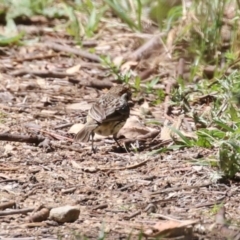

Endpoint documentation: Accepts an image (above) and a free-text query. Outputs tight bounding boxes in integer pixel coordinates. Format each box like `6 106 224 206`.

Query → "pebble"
49 205 80 223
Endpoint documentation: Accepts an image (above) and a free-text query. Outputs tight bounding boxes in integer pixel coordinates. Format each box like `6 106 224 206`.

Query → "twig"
150 182 212 195
54 123 73 130
0 103 30 113
139 68 158 80
45 42 101 62
164 79 177 117
61 187 76 194
127 34 163 61
0 166 19 171
0 201 16 210
92 204 108 211
195 197 225 208
0 133 44 145
0 208 34 216
14 53 58 63
123 210 141 220
0 179 19 183
152 213 182 221
149 139 172 150
11 69 74 78
68 78 113 89
31 128 73 142
0 238 36 240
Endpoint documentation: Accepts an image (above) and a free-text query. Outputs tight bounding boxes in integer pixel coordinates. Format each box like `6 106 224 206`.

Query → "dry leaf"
113 56 124 66
140 101 151 116
36 78 46 88
121 61 138 72
160 116 183 141
71 160 82 169
40 110 57 116
118 116 158 140
151 219 196 238
0 92 15 103
68 123 84 134
66 64 81 74
160 117 197 141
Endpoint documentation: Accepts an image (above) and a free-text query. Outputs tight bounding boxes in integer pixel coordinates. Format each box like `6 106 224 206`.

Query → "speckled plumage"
75 85 131 151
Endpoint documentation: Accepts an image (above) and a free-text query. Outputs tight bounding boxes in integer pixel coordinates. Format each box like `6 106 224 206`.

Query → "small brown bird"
75 85 131 152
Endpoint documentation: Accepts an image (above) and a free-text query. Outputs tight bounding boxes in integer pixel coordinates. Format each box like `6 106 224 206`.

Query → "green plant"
100 56 132 84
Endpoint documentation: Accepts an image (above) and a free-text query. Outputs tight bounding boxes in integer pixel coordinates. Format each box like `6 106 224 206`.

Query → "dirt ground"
0 14 240 240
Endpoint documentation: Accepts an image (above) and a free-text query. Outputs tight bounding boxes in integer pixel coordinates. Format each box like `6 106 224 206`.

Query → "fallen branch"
150 182 212 195
45 42 101 62
123 210 141 220
0 178 19 183
14 53 58 63
68 78 113 89
0 208 34 216
0 201 16 210
11 69 74 78
0 133 44 145
126 34 164 61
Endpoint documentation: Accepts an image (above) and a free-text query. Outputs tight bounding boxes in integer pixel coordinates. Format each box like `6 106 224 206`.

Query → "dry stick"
14 53 58 63
0 208 34 216
11 69 74 78
0 237 55 240
127 34 164 61
195 197 225 208
0 103 30 113
0 167 19 171
177 58 185 79
45 42 101 62
61 187 76 194
149 139 172 151
54 123 73 130
150 182 212 196
0 238 36 240
31 128 73 142
0 179 19 183
152 213 182 222
0 201 16 210
139 68 157 80
0 133 44 145
92 204 108 211
68 78 113 89
22 222 47 228
123 210 141 220
164 80 177 119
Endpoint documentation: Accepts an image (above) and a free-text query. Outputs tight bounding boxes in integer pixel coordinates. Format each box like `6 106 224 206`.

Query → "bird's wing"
89 93 129 123
88 103 106 123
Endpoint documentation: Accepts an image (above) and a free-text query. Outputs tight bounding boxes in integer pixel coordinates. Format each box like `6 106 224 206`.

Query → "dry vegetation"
0 0 240 239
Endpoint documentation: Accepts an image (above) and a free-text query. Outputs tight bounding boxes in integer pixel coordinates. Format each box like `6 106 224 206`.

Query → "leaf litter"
0 1 240 240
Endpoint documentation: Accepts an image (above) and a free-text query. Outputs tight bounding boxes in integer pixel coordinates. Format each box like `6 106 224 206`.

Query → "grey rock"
49 205 80 223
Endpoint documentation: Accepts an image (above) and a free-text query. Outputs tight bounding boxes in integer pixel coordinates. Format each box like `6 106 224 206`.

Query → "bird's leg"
91 132 96 153
113 135 123 149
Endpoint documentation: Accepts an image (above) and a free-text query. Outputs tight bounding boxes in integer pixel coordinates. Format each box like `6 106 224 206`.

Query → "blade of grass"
103 0 139 30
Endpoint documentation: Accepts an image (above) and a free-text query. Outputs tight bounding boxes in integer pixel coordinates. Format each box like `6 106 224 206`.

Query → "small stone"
49 205 80 223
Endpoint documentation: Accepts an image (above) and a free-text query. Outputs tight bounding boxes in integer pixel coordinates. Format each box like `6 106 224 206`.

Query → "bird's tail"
75 124 93 142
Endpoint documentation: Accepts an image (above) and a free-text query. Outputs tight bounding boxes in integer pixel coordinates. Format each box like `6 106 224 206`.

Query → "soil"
0 15 240 240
